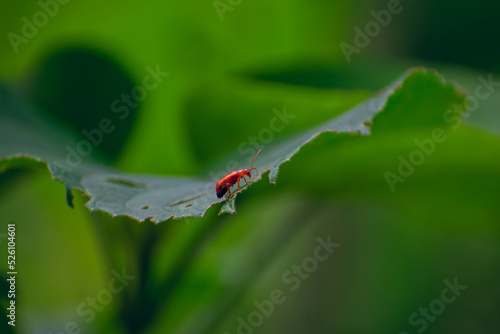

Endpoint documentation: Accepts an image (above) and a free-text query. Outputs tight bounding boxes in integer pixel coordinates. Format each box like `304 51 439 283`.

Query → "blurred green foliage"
0 0 499 333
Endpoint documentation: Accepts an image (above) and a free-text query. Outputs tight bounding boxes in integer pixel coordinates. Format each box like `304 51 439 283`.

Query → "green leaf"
0 68 465 222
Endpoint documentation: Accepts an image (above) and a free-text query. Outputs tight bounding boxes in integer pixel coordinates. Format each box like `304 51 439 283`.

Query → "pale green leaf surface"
0 68 463 222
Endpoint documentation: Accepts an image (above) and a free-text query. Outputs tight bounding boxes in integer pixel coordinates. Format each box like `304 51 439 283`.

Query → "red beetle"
216 150 261 199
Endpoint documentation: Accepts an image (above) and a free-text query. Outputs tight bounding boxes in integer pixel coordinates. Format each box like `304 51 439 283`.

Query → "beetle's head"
247 168 257 179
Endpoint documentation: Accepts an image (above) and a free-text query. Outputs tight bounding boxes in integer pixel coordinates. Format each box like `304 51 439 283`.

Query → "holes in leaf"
165 191 209 208
141 206 150 210
107 178 148 188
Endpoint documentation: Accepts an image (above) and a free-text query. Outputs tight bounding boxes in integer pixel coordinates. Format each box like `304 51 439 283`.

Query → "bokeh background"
1 0 499 333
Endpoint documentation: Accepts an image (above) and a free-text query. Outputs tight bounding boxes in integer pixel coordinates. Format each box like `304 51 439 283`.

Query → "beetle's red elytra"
216 150 261 199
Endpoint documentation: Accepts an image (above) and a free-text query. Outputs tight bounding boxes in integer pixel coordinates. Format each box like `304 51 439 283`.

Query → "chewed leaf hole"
141 206 150 210
107 178 148 188
165 191 209 208
184 203 193 208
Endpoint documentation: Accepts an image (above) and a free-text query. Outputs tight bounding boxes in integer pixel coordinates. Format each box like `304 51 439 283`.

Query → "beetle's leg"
237 178 242 191
242 176 251 186
225 183 232 199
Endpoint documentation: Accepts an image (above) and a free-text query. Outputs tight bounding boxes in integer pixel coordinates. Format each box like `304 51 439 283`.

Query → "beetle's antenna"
250 150 261 169
249 149 261 177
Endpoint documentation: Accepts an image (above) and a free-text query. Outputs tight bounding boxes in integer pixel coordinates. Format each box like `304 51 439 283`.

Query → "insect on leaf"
0 68 465 222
